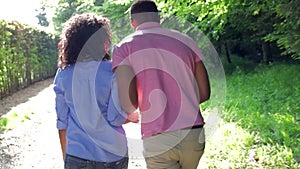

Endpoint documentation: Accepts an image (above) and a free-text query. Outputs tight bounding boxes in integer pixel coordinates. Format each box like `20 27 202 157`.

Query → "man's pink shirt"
113 22 205 138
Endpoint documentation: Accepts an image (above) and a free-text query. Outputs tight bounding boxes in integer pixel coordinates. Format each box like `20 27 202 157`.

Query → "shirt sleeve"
53 69 69 130
188 36 203 62
107 75 128 126
112 44 131 72
194 46 203 62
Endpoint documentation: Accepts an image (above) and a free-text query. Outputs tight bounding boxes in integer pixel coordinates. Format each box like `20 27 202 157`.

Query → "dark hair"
130 0 158 14
57 13 112 68
130 1 160 25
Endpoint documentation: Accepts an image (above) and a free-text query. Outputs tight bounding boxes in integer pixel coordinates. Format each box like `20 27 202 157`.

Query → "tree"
156 0 300 62
36 5 50 27
51 0 300 60
95 0 133 43
52 0 105 33
265 0 300 59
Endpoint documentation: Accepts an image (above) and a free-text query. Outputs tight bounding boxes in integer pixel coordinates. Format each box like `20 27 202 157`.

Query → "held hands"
125 110 140 123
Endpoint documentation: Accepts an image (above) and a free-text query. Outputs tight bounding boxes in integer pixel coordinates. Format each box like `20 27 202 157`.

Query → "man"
113 1 210 168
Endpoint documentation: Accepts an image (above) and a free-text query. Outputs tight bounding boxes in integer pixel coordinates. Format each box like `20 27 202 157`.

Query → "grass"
0 107 35 130
200 56 300 168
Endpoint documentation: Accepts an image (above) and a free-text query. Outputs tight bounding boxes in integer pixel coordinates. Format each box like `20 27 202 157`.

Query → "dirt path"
0 78 146 169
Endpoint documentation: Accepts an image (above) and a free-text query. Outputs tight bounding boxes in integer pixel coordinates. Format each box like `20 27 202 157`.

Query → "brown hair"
57 13 112 68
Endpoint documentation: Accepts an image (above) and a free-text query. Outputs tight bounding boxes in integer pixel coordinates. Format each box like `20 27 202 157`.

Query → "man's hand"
125 111 140 123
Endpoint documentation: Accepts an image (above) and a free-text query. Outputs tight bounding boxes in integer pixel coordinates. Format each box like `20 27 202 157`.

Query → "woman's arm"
53 70 69 160
58 129 67 160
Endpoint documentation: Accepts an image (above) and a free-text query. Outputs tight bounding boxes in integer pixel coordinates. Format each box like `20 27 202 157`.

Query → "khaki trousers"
143 127 205 169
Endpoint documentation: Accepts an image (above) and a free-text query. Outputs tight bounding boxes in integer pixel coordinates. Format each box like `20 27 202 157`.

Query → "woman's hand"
125 111 140 123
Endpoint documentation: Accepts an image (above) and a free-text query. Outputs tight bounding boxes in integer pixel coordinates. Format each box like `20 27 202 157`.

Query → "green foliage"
36 4 50 27
264 0 300 59
155 0 299 61
200 61 299 168
52 0 104 33
96 0 133 44
0 20 57 98
202 125 298 168
223 61 300 164
52 0 133 46
50 0 300 60
23 114 31 120
0 117 8 130
157 0 228 40
0 110 34 130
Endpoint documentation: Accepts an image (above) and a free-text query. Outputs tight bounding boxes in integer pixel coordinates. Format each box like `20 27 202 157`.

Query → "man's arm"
58 129 67 160
115 65 138 113
194 61 210 103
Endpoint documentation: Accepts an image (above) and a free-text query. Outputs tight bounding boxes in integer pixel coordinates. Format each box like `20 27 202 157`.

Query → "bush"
0 20 58 99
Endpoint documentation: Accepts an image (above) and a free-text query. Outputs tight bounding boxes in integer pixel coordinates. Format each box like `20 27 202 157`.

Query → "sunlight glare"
0 0 42 26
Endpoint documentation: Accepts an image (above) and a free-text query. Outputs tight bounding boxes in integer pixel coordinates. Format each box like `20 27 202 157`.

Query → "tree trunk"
262 42 268 63
225 41 232 63
220 38 232 64
26 64 32 86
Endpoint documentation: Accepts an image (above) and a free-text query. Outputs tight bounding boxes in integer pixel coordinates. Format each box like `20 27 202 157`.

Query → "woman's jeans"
64 154 128 169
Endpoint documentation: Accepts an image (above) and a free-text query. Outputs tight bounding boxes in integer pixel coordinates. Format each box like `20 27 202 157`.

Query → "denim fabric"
64 154 128 169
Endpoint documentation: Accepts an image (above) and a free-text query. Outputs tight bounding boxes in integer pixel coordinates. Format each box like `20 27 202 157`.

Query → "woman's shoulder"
56 65 74 74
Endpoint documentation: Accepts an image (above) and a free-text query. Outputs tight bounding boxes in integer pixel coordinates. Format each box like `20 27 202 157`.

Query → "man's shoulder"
140 27 195 42
168 28 195 42
115 31 144 47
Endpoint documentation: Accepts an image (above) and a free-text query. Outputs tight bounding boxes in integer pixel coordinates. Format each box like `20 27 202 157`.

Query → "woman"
53 13 138 169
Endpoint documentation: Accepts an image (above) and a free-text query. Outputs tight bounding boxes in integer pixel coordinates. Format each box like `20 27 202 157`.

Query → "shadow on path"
0 78 54 117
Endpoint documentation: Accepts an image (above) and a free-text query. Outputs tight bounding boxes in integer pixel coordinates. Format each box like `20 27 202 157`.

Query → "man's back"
113 22 204 138
113 1 210 168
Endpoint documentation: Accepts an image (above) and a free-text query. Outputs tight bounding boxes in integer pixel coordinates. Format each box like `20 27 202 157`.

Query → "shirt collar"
136 22 161 31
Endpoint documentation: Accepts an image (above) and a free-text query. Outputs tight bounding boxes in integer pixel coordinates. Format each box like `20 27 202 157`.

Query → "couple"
53 1 210 169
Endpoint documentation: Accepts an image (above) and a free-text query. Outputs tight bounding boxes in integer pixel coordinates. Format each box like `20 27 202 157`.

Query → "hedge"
0 20 58 99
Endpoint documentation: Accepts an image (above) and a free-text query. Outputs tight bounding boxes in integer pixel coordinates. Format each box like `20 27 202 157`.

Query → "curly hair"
57 13 112 68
